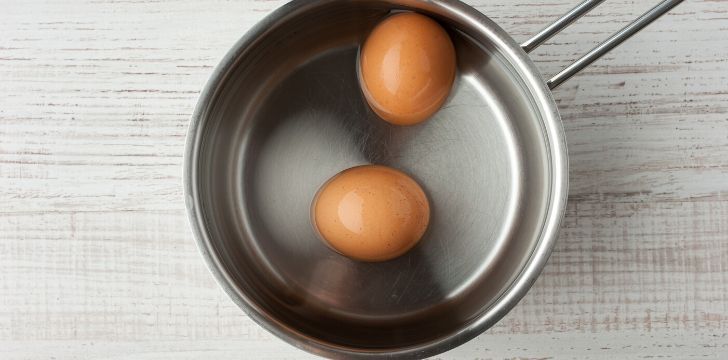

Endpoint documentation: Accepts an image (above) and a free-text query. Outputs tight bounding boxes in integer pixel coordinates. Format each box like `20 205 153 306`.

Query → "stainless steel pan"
184 0 683 357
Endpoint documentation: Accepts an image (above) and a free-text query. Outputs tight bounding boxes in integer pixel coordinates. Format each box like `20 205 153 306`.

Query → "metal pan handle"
521 0 684 89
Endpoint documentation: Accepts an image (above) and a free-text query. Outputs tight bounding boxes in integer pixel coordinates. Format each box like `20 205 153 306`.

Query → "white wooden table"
2 0 727 358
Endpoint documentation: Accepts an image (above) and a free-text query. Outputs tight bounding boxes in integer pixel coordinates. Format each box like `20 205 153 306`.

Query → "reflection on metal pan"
184 0 683 357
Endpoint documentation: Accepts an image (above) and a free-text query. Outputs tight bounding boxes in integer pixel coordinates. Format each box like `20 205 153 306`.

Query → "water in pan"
196 6 551 346
243 44 521 318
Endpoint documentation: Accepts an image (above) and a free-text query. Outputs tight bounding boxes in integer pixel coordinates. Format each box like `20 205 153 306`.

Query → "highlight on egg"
311 165 430 262
359 12 457 126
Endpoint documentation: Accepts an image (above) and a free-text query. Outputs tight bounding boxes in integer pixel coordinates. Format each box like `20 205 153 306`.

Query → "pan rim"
183 0 569 358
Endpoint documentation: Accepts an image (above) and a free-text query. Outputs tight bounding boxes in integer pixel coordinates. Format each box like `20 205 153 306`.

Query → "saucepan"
184 0 683 357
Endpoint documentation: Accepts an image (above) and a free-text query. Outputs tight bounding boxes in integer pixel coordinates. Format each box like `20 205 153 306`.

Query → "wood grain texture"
1 0 727 358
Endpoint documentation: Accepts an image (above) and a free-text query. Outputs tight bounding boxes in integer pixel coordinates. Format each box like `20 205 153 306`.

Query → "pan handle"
520 0 685 89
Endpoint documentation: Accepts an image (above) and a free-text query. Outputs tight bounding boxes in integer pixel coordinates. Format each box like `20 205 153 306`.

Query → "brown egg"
312 165 430 262
359 12 456 126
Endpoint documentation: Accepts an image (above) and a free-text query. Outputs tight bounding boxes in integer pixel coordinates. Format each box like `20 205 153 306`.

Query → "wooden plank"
1 0 726 358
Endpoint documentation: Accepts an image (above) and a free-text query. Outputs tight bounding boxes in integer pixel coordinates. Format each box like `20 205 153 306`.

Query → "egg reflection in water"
311 165 430 262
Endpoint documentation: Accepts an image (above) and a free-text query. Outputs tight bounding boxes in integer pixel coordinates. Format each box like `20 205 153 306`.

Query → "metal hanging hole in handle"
521 0 686 90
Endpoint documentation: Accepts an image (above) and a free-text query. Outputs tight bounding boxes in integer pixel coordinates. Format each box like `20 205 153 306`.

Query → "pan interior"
194 1 552 350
